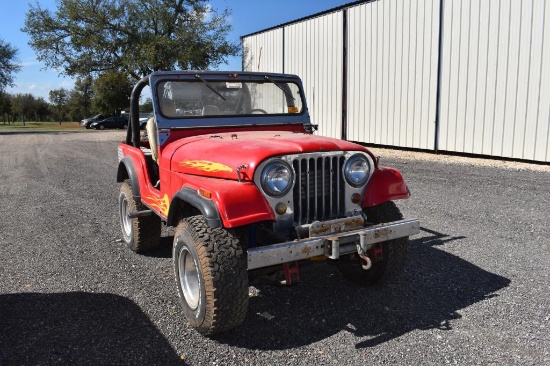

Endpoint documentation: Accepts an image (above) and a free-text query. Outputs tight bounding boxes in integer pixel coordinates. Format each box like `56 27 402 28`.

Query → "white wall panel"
347 0 439 150
440 0 550 161
284 13 344 139
242 0 550 162
242 29 283 73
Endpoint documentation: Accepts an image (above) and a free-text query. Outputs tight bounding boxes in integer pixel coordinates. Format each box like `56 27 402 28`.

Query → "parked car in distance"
81 114 107 128
90 116 128 130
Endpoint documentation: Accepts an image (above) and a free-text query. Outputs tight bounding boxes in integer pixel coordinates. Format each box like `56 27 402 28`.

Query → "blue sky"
1 0 351 100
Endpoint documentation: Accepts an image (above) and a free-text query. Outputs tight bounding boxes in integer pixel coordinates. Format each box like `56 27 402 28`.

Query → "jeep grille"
292 155 346 225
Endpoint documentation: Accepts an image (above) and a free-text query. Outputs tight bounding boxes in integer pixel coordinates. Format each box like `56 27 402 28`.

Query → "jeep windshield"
157 79 303 118
147 72 310 129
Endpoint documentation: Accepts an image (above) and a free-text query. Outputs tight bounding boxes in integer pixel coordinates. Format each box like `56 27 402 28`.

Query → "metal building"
242 0 550 163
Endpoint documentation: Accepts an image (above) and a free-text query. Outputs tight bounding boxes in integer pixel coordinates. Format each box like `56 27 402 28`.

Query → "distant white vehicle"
139 112 153 129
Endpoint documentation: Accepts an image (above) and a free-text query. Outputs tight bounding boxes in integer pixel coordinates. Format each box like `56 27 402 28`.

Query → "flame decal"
180 160 233 173
144 194 170 216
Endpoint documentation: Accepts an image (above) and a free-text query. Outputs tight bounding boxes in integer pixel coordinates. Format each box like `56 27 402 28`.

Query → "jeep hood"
168 131 368 180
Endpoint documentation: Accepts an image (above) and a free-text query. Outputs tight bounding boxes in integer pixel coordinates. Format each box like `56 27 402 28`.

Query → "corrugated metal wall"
284 13 344 139
242 0 550 163
347 0 440 149
440 0 550 162
242 28 284 73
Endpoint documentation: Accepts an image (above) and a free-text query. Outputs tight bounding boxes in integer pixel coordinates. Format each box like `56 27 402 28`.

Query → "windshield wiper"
195 74 226 101
264 76 295 100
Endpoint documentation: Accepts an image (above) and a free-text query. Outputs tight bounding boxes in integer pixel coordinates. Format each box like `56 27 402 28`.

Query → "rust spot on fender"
309 217 365 237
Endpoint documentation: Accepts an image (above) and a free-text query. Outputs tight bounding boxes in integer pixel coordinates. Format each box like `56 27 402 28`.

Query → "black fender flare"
116 156 140 201
167 187 222 228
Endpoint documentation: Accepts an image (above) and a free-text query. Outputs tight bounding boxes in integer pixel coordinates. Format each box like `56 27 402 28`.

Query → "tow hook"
357 244 372 271
357 233 373 270
359 253 372 270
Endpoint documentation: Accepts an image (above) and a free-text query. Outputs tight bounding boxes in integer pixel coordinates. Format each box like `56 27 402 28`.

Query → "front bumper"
247 219 420 270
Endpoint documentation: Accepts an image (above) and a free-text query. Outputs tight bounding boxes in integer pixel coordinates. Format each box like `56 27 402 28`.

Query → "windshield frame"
149 71 310 129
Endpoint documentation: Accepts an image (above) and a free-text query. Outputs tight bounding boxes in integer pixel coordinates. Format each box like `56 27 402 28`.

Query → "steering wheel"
246 108 268 114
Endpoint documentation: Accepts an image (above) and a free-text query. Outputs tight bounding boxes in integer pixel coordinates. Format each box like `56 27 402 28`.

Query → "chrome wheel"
119 181 161 252
120 196 132 238
172 216 249 334
178 245 200 310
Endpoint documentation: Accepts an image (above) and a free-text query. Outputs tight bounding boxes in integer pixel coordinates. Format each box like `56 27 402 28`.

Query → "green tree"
33 97 50 122
0 39 21 92
140 97 153 112
23 0 239 80
49 88 69 123
65 89 84 122
65 77 94 121
76 76 94 118
92 70 133 115
11 93 37 125
0 92 13 124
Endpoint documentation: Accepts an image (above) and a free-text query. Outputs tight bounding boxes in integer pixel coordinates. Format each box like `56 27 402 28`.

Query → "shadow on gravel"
0 292 183 366
142 236 174 259
215 227 511 350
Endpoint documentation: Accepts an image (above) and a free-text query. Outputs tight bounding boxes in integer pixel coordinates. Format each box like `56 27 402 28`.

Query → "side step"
127 210 153 218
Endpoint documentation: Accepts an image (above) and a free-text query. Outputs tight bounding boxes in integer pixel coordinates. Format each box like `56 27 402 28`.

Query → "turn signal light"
198 188 212 199
351 193 361 204
275 202 287 215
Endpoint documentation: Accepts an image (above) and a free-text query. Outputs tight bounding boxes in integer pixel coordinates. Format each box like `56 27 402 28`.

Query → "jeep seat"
146 117 158 162
147 97 178 162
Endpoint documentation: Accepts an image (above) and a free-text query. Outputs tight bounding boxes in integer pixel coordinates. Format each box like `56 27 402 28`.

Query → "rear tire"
173 216 248 335
119 180 161 253
337 201 408 286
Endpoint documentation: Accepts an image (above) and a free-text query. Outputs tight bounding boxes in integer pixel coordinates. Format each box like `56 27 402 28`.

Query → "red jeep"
117 71 419 335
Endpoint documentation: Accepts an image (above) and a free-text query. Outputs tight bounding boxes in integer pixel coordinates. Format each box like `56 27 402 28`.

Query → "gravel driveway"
0 130 548 365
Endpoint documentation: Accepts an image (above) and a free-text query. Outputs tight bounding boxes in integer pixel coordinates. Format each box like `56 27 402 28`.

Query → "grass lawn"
0 121 84 132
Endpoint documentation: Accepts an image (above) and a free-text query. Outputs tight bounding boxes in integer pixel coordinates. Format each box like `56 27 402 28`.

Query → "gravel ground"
0 130 548 365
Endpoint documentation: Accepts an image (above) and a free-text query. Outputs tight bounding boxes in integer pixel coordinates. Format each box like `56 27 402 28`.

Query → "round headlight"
261 161 293 197
344 154 371 187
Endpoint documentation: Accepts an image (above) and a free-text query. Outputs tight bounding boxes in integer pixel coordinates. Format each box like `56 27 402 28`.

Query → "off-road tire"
337 201 408 286
173 216 248 335
118 180 161 253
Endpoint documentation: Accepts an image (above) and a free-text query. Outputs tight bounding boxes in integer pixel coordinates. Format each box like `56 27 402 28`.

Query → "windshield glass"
156 79 304 118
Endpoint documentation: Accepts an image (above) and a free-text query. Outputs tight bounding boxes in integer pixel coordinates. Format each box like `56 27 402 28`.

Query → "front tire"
173 216 248 335
119 181 161 253
337 201 408 286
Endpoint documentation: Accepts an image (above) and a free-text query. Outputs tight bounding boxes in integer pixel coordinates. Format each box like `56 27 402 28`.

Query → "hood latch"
236 165 247 183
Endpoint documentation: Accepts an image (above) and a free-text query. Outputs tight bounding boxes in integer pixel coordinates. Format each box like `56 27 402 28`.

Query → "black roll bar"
127 75 150 148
